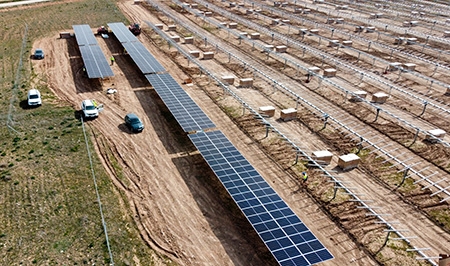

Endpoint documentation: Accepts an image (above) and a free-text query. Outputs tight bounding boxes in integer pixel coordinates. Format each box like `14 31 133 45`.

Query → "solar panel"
107 22 138 43
79 45 114 78
146 73 216 132
189 130 333 266
123 42 165 74
73 24 98 46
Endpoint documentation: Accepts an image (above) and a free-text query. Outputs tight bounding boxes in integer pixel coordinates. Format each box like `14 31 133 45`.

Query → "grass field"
0 1 166 265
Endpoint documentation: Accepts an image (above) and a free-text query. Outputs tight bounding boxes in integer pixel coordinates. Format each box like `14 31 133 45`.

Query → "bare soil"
31 0 450 265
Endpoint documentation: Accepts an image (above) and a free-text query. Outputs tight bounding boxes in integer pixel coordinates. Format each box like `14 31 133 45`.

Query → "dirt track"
32 0 450 265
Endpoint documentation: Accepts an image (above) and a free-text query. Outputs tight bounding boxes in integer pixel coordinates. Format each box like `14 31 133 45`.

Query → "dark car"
124 113 144 133
34 49 44 59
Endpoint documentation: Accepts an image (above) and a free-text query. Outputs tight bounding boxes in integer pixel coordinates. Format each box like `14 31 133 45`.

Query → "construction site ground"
31 0 450 265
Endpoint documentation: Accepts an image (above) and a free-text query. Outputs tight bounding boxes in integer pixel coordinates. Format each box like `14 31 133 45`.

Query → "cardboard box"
351 91 367 102
312 150 333 165
189 50 200 58
155 24 164 30
403 63 416 71
170 35 180 42
222 76 235 85
426 129 446 143
366 26 376 33
328 40 339 47
167 25 177 31
309 29 319 35
323 68 337 77
275 45 287 53
228 22 238 29
388 62 402 71
406 38 417 45
239 78 253 87
342 40 353 47
184 36 194 44
280 108 297 121
372 92 389 103
308 66 321 74
202 52 214 60
259 106 275 117
338 154 360 170
250 33 260 40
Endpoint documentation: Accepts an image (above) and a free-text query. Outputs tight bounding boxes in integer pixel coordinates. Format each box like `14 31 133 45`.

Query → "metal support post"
431 64 438 76
411 128 420 145
302 48 306 57
357 137 364 154
381 231 391 250
419 101 428 116
204 37 207 47
265 125 270 138
322 114 329 129
296 96 300 109
357 52 361 63
367 41 372 51
373 108 381 122
228 53 231 63
321 55 325 68
377 32 380 41
318 37 321 47
372 58 376 67
331 186 338 201
398 167 410 187
331 28 335 38
271 33 274 42
389 49 394 59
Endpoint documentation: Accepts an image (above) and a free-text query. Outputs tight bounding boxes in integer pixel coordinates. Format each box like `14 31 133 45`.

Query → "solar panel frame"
189 130 333 266
107 22 138 43
79 45 114 78
73 24 98 46
146 73 216 132
122 42 166 74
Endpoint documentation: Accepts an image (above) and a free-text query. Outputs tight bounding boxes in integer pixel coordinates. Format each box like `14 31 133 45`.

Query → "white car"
81 99 99 118
27 89 42 106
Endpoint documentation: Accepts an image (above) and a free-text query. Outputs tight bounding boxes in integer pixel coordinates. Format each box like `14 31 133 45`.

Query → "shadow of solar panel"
189 130 333 266
107 22 138 43
73 24 98 46
79 44 114 78
146 74 215 132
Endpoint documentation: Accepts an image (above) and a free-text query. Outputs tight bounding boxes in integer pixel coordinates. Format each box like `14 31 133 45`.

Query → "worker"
110 56 115 65
302 172 308 182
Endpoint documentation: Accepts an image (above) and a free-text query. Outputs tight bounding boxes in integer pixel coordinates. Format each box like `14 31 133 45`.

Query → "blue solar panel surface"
72 24 114 78
122 42 165 74
73 24 98 46
79 45 114 78
107 22 138 43
189 130 333 266
146 73 216 132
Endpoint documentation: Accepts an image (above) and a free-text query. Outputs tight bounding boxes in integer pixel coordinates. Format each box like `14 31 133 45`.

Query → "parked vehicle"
33 49 44 59
81 99 100 119
124 113 144 133
27 89 42 106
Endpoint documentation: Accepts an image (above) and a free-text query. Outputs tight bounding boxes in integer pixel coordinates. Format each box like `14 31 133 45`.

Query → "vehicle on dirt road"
124 113 144 133
27 89 42 107
33 48 44 59
81 99 101 119
129 23 141 36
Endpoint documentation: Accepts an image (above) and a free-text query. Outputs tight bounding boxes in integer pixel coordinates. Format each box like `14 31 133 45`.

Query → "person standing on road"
302 172 308 183
110 55 115 65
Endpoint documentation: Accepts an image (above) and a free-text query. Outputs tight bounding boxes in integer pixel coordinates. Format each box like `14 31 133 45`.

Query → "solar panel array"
189 130 333 266
107 22 138 43
73 24 114 78
107 22 165 74
145 73 216 132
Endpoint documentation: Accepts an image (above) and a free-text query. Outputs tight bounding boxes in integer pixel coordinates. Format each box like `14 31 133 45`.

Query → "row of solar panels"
108 22 165 74
73 24 114 79
108 21 333 265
